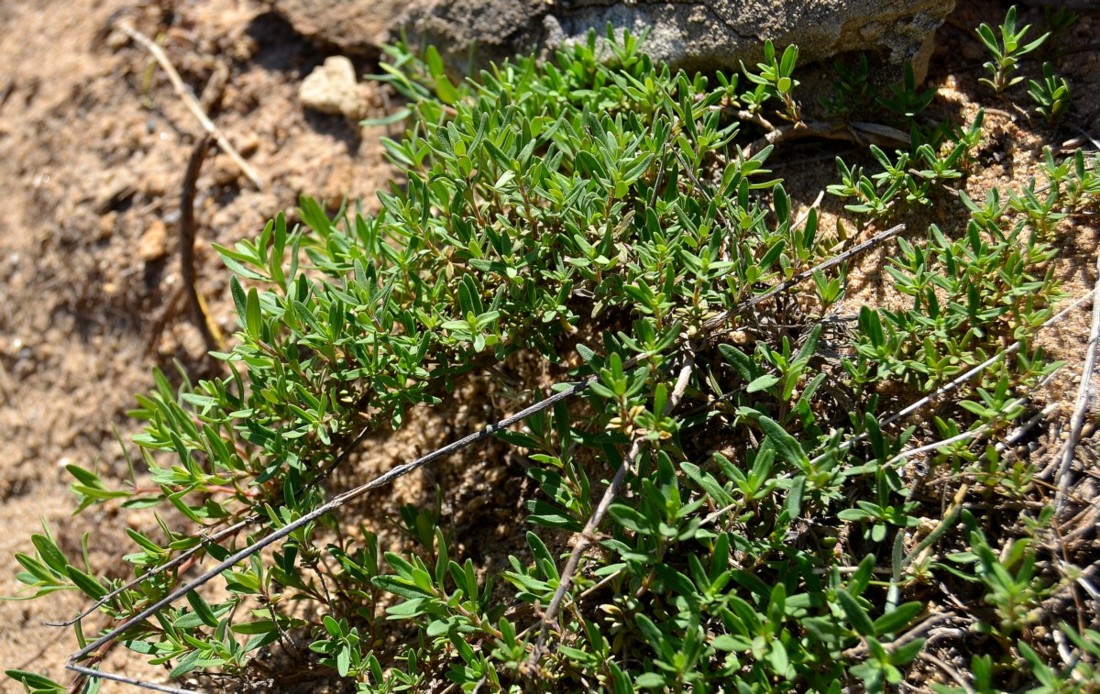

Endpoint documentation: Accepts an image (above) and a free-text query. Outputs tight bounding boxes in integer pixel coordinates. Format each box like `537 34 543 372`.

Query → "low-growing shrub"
8 10 1100 693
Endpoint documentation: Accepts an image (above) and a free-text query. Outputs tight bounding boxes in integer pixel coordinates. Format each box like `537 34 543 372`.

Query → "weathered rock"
299 56 367 119
399 0 955 81
272 0 955 83
268 0 406 56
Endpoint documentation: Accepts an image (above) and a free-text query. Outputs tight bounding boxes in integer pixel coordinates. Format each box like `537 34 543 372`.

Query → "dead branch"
1055 251 1100 513
528 355 695 666
45 516 255 628
180 135 226 352
741 119 912 158
703 223 906 334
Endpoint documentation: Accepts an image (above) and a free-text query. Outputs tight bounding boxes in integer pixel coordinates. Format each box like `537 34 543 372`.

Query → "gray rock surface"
267 0 406 56
272 0 956 82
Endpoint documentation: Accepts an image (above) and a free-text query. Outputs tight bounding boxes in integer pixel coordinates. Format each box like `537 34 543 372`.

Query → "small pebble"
138 220 168 262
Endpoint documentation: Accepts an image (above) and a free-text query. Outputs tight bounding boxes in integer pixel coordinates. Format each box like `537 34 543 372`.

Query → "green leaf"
65 566 107 600
757 415 809 468
337 646 351 677
371 576 431 600
231 620 277 635
5 670 67 693
784 475 805 519
873 601 924 637
768 639 790 676
892 637 926 665
719 344 756 382
245 287 262 340
634 613 665 652
31 532 68 576
186 590 219 628
747 374 780 393
837 589 875 637
609 504 649 534
361 107 412 128
635 672 666 688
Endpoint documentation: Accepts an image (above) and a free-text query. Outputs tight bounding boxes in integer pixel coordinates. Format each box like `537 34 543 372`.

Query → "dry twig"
842 610 958 660
180 135 226 352
704 223 906 333
115 20 263 190
1055 251 1100 513
739 118 911 158
45 517 255 628
527 355 696 665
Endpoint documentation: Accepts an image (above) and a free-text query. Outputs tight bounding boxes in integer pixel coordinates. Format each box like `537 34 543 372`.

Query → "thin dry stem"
881 294 1091 429
740 119 911 157
67 664 196 694
842 610 957 660
180 135 227 352
115 20 263 190
45 516 256 628
704 223 906 333
527 356 695 665
1055 251 1100 512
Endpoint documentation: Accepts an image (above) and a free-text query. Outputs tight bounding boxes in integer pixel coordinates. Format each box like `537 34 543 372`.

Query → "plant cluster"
7 7 1100 694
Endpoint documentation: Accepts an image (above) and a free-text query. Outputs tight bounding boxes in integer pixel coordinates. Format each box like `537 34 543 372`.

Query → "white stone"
299 56 365 120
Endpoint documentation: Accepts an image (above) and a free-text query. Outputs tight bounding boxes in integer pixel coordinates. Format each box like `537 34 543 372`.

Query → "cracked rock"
273 0 955 85
268 0 406 56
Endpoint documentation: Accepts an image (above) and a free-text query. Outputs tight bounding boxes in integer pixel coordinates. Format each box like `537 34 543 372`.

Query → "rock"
268 0 407 56
397 0 955 82
399 0 545 72
270 0 954 85
299 56 366 119
137 220 168 262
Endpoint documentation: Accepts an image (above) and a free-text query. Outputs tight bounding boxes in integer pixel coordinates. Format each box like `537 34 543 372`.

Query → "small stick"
528 440 639 662
803 298 1084 473
791 189 826 232
740 120 911 158
67 664 197 694
528 355 695 665
1055 252 1100 513
180 135 226 352
901 484 970 570
115 20 263 190
45 516 256 627
144 284 187 356
842 610 956 660
0 358 11 405
918 652 975 694
0 77 13 111
703 223 906 333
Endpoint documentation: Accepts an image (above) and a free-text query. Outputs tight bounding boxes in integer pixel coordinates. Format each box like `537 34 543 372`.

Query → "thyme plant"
8 16 1100 694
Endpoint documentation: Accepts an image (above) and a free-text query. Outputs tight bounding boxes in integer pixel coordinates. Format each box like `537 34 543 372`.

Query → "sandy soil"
0 0 1097 690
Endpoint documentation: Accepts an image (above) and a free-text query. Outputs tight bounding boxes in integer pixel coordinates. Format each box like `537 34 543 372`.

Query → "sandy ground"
0 0 397 684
